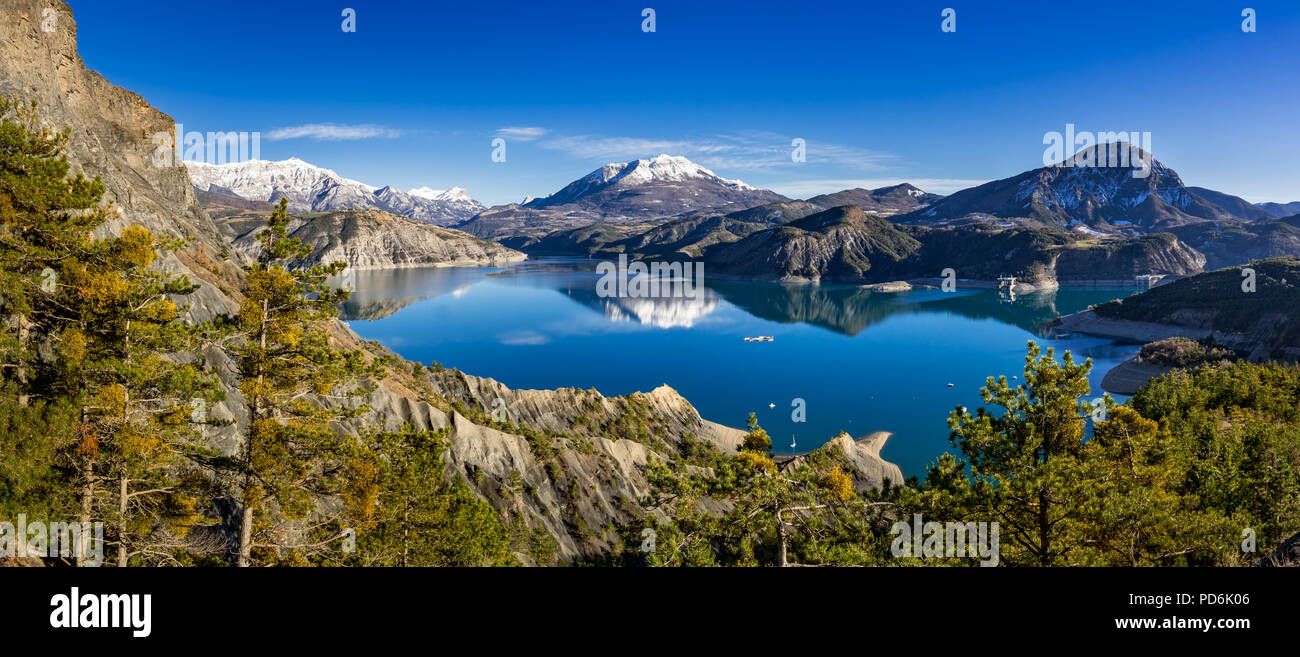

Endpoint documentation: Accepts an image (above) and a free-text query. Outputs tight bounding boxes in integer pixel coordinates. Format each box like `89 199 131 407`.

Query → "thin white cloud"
765 178 991 198
497 126 548 141
266 123 403 141
533 130 895 173
536 135 698 161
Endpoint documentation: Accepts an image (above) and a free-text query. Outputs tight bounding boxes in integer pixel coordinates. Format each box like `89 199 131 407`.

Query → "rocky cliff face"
333 368 747 561
707 206 922 281
901 145 1243 232
705 212 1206 287
0 0 243 324
782 432 903 493
346 367 904 561
614 214 771 259
1053 233 1206 281
1 0 902 562
1170 220 1300 270
218 209 526 270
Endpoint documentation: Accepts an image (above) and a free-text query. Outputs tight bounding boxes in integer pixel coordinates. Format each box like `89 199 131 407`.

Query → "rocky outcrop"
219 209 526 270
1171 220 1300 270
861 281 914 293
707 206 922 281
0 0 244 323
330 368 755 560
784 432 903 492
1054 233 1206 281
424 369 744 453
899 145 1245 232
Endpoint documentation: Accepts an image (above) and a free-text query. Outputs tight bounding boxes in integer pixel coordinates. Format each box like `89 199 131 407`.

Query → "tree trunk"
77 452 94 567
775 506 788 568
1038 487 1050 566
237 502 254 567
117 474 128 567
237 298 270 567
117 384 130 567
402 498 410 568
16 312 30 407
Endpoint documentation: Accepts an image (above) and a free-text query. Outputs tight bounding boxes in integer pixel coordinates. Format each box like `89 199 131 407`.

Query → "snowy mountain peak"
409 186 474 203
521 154 786 217
184 157 483 226
583 154 755 191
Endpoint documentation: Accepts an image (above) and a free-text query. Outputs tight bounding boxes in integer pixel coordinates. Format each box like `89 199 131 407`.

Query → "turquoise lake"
339 258 1140 479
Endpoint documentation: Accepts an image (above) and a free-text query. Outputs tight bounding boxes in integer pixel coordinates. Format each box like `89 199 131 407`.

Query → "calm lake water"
339 258 1140 479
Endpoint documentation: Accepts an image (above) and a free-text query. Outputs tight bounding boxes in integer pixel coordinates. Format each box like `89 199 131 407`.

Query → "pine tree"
0 99 132 564
231 198 377 566
910 341 1094 566
0 394 78 523
739 412 772 454
0 99 107 408
941 341 1093 565
60 225 225 566
1066 405 1236 565
350 426 513 566
644 415 885 566
1 99 226 565
1130 361 1300 560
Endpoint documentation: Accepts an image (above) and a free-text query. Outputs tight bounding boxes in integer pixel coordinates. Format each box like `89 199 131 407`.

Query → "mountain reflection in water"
338 258 1141 477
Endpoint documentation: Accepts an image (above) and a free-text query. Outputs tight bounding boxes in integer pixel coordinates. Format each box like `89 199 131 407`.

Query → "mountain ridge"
900 144 1262 233
806 183 943 216
186 158 485 226
523 154 778 213
455 154 789 241
216 208 527 270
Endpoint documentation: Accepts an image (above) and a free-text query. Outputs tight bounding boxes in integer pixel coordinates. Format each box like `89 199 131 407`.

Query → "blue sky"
72 0 1300 206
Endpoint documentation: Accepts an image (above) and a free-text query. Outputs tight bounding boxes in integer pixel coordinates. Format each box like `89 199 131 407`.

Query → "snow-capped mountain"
524 154 788 217
409 186 472 203
185 158 484 226
454 154 789 242
899 144 1256 232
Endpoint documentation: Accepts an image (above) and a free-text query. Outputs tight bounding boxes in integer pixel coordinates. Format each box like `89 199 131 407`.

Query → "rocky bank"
218 208 526 270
